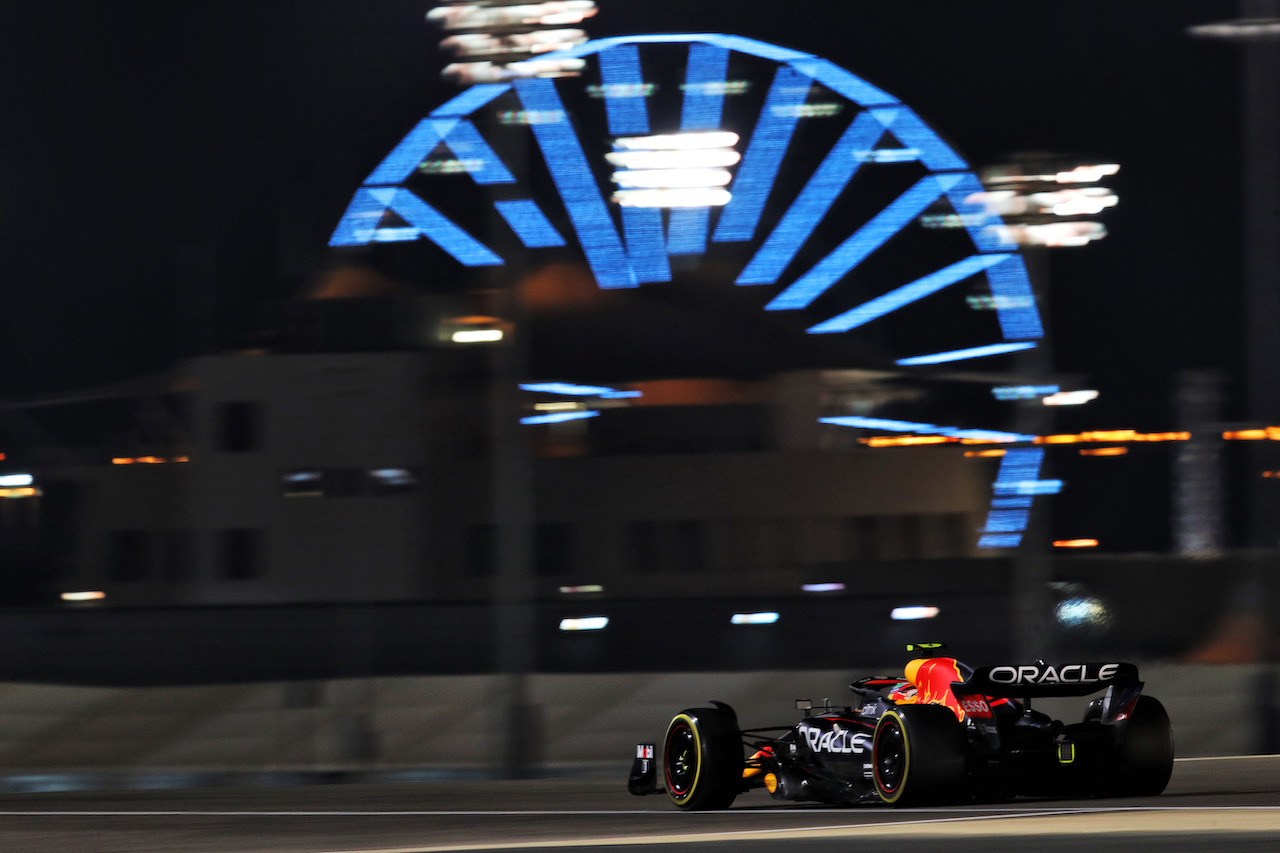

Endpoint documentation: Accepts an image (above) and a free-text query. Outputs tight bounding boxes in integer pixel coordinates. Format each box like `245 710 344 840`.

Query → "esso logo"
959 696 992 718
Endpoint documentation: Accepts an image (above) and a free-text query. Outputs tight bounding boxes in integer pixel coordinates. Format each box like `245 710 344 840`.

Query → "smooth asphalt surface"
0 756 1276 853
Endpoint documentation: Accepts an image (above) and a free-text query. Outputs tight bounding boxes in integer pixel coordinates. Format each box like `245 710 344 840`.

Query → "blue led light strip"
712 66 810 243
430 83 512 119
979 447 1050 549
494 199 566 248
986 255 1044 341
808 254 1013 334
438 120 516 185
622 207 671 282
329 188 396 247
520 382 635 397
596 46 669 279
895 342 1037 366
787 57 898 108
515 78 636 288
372 188 502 266
668 44 731 256
681 44 730 130
598 45 650 136
939 172 1009 253
978 534 1024 548
518 34 897 106
868 107 967 172
668 207 711 255
767 174 955 310
983 509 1029 533
818 416 1034 443
995 448 1043 487
364 120 446 186
737 110 888 285
363 118 514 187
521 411 601 425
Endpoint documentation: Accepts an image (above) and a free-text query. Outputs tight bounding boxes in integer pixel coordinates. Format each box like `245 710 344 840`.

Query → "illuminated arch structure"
328 33 1056 548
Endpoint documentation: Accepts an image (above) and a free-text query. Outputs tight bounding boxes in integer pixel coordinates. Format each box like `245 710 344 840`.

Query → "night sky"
0 2 1251 549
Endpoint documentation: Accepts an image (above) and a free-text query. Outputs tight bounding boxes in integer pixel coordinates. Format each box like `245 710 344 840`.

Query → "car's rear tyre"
1098 695 1174 797
872 705 967 806
663 703 742 810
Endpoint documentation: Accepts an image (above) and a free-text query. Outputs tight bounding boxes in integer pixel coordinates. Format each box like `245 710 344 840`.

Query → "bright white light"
613 188 732 208
0 474 34 487
605 149 741 171
61 591 106 602
559 616 608 631
608 132 740 209
613 168 733 189
1042 390 1100 406
981 163 1119 186
442 30 588 59
1051 192 1118 217
428 2 598 31
968 188 1117 218
443 57 587 85
1190 19 1280 39
731 612 779 625
891 606 940 621
1055 597 1109 628
559 584 604 594
985 221 1107 247
1055 164 1119 184
613 131 740 151
801 583 845 593
452 329 504 343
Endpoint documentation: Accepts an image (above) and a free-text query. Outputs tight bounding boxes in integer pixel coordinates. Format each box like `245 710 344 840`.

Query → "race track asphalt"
0 756 1276 853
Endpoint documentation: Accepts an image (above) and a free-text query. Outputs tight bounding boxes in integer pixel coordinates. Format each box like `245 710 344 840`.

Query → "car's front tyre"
663 704 742 810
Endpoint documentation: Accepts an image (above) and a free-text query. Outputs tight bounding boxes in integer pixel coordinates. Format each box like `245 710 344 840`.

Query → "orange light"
111 457 134 465
1084 430 1137 442
862 429 1192 450
1263 471 1280 479
964 449 1007 457
861 435 957 447
1035 431 1190 446
1225 429 1268 440
175 456 190 463
1053 539 1099 548
0 487 37 498
1140 432 1191 442
1079 447 1128 457
136 456 165 464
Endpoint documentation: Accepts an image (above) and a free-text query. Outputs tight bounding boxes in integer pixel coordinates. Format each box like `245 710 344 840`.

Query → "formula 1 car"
628 644 1174 808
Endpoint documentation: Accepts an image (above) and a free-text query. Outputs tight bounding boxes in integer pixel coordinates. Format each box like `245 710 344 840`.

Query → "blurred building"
2 293 996 608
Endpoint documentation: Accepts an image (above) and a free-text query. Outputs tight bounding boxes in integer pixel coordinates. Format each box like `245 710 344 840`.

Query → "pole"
1012 245 1054 662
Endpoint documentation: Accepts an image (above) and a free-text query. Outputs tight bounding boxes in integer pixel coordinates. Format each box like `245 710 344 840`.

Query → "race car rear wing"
954 662 1140 698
